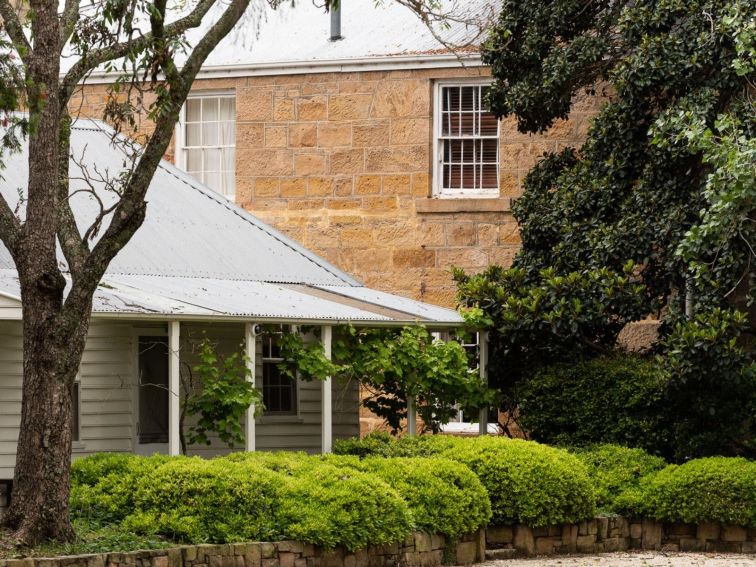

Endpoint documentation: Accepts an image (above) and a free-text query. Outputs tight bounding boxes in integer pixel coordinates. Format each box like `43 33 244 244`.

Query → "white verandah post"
168 321 181 456
245 323 257 452
321 325 333 454
478 330 490 436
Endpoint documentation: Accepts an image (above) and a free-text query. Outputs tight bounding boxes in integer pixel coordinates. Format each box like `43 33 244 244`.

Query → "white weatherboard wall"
0 320 134 479
0 320 359 479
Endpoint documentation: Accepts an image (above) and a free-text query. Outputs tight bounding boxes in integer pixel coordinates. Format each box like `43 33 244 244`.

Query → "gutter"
75 52 485 84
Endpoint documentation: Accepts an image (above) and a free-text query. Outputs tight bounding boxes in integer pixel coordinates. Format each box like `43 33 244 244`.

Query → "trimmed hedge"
571 445 667 513
357 457 491 538
616 457 756 527
335 434 596 527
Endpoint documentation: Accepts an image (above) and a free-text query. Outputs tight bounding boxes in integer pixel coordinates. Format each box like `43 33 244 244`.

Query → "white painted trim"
478 330 489 436
75 53 484 84
168 321 181 456
321 325 333 454
432 78 500 199
244 322 257 451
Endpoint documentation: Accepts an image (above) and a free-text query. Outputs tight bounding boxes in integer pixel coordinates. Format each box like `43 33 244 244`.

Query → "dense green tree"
457 0 755 456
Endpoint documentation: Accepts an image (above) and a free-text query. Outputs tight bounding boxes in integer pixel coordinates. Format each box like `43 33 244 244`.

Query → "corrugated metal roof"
0 120 464 326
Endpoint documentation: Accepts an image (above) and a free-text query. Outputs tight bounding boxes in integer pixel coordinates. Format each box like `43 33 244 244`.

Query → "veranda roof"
0 120 463 326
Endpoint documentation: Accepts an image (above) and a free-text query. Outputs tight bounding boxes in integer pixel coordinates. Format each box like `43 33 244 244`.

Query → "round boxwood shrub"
571 445 667 513
333 432 455 458
617 457 756 527
518 355 668 454
357 457 491 538
125 457 284 543
437 437 596 527
275 462 412 550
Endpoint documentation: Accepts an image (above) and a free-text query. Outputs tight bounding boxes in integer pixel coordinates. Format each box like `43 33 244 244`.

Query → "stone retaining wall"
0 532 485 567
486 517 756 557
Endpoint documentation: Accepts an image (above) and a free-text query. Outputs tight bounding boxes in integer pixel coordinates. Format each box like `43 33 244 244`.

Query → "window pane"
203 122 219 146
186 148 203 173
204 171 221 192
220 97 235 119
185 123 201 146
186 99 201 122
202 97 219 121
205 148 222 171
220 120 235 145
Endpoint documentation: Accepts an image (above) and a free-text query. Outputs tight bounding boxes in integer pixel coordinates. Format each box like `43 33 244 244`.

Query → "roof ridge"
72 122 360 287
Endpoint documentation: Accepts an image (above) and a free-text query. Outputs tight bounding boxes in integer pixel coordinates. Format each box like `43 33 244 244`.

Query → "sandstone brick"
327 198 361 210
477 223 499 246
486 246 517 267
534 537 558 555
363 196 398 211
237 89 273 121
280 178 307 197
642 519 663 549
393 248 435 268
307 177 334 196
329 94 373 120
238 149 293 176
273 98 296 121
294 154 326 176
446 223 476 246
255 178 280 197
289 124 317 148
373 224 414 246
371 80 429 118
355 175 381 195
454 542 477 566
365 146 427 173
437 248 488 269
334 177 354 196
382 174 411 195
340 227 374 247
237 123 264 145
287 198 325 210
390 118 430 145
721 524 747 542
513 526 535 556
298 96 327 120
265 125 287 148
353 121 390 147
330 149 364 174
318 123 352 147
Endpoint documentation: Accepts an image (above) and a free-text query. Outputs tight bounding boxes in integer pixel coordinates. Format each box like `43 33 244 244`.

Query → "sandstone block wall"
70 67 602 308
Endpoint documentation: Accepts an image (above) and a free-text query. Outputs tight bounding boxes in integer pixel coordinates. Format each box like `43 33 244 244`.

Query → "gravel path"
475 551 756 566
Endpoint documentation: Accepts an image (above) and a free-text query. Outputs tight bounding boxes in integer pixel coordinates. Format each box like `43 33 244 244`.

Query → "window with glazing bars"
437 84 500 195
182 95 236 199
261 327 298 416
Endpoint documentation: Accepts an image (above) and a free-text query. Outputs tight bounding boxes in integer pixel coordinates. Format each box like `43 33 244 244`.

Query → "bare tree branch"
59 0 80 50
60 0 217 105
0 0 31 64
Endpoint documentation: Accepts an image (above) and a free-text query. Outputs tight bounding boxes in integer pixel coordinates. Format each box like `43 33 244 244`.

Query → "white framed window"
177 93 236 199
261 326 298 417
433 81 500 198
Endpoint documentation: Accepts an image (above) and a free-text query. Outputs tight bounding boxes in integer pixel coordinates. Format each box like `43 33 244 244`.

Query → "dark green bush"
357 457 491 538
518 355 668 455
571 445 667 513
616 457 756 527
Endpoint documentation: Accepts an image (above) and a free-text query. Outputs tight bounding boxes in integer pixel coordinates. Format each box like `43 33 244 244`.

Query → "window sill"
416 197 513 214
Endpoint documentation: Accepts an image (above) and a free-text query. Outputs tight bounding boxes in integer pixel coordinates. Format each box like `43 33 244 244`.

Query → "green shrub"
275 463 412 550
357 457 491 538
333 432 455 458
70 453 139 487
335 434 596 527
518 355 669 455
571 445 667 513
436 437 595 526
616 457 756 527
126 457 284 543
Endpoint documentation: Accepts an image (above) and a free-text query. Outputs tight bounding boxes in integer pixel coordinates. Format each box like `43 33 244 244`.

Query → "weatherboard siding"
0 320 134 479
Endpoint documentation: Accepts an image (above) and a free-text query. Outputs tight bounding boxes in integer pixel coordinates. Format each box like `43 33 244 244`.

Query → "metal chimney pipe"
330 1 342 41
